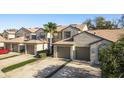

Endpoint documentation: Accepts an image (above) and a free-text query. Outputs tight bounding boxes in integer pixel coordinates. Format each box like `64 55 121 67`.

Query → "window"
40 33 45 39
32 35 37 40
64 31 71 39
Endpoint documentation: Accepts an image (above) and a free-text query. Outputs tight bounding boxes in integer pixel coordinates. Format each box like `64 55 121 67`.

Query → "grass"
1 58 40 73
0 55 19 60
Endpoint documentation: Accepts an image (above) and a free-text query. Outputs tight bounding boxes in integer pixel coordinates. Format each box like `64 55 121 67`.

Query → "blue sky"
0 14 121 32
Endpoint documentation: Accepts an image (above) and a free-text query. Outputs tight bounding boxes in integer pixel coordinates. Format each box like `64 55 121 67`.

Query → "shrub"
99 37 124 78
35 50 48 58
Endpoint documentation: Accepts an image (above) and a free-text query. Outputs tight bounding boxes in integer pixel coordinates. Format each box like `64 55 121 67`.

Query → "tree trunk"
49 33 52 54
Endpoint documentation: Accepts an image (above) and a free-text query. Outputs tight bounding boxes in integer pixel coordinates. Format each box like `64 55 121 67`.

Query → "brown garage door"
12 44 18 52
5 43 11 49
57 46 70 59
75 47 90 61
27 45 34 55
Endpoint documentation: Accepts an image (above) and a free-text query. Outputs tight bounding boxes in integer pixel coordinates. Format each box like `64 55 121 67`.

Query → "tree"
112 19 119 29
43 22 57 54
119 14 124 28
104 21 113 29
95 16 106 29
99 37 124 78
83 19 95 29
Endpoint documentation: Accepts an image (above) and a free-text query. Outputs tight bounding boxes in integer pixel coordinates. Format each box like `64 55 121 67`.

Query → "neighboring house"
0 35 5 49
15 27 46 40
53 29 124 64
2 29 17 39
53 24 88 42
4 27 48 55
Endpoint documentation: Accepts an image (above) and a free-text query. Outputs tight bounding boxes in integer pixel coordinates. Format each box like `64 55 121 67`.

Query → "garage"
75 47 90 61
57 46 70 59
12 44 18 52
5 43 11 49
27 45 35 55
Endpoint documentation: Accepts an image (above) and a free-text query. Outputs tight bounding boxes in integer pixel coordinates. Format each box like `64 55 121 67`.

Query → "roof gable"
56 24 87 32
73 31 102 46
0 35 6 42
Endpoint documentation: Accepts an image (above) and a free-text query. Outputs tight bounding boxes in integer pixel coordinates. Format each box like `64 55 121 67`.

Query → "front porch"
4 43 48 55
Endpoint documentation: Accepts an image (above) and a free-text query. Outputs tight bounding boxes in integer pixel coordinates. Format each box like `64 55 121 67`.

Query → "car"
0 49 11 54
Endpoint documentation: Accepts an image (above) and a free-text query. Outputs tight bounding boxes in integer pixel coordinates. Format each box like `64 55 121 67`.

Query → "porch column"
70 45 75 60
34 44 37 55
53 45 57 58
10 43 13 51
4 43 6 49
25 44 27 54
18 44 20 53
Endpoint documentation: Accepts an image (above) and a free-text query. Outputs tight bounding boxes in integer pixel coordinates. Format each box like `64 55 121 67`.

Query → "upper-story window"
41 33 45 39
64 31 71 39
31 35 37 40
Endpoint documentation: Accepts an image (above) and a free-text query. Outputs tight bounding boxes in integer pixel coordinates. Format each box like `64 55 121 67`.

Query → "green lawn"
1 58 40 73
0 55 19 60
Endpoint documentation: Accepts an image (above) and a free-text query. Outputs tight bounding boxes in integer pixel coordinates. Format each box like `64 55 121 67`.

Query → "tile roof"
25 28 40 33
73 24 87 31
56 25 68 32
53 38 74 45
88 29 124 42
0 35 6 42
4 36 25 43
4 29 17 34
24 40 47 44
56 24 87 32
53 40 74 45
4 36 47 44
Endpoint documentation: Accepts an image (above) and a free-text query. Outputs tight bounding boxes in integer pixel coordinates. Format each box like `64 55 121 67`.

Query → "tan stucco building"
53 29 124 64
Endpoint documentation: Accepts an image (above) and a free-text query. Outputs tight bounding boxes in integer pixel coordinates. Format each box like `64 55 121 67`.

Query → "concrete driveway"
51 61 101 78
5 58 67 78
1 57 101 78
0 54 34 70
0 52 20 59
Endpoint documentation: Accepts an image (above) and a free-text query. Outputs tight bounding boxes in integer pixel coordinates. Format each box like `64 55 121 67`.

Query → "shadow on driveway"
35 65 101 78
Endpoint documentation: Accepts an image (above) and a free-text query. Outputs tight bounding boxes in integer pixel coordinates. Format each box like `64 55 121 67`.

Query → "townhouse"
0 35 5 49
2 29 17 39
0 23 123 65
4 27 48 55
53 29 124 64
53 24 88 42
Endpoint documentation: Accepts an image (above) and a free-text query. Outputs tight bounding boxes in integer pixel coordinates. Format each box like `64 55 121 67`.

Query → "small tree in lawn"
99 36 124 78
43 22 57 55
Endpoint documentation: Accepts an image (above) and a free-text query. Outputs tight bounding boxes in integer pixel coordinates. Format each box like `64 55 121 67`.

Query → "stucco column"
34 44 37 55
10 43 13 51
18 44 20 53
53 45 57 58
25 44 27 54
70 45 75 60
4 43 6 49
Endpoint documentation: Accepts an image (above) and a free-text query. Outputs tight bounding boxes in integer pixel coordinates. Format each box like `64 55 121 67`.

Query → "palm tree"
43 22 57 54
